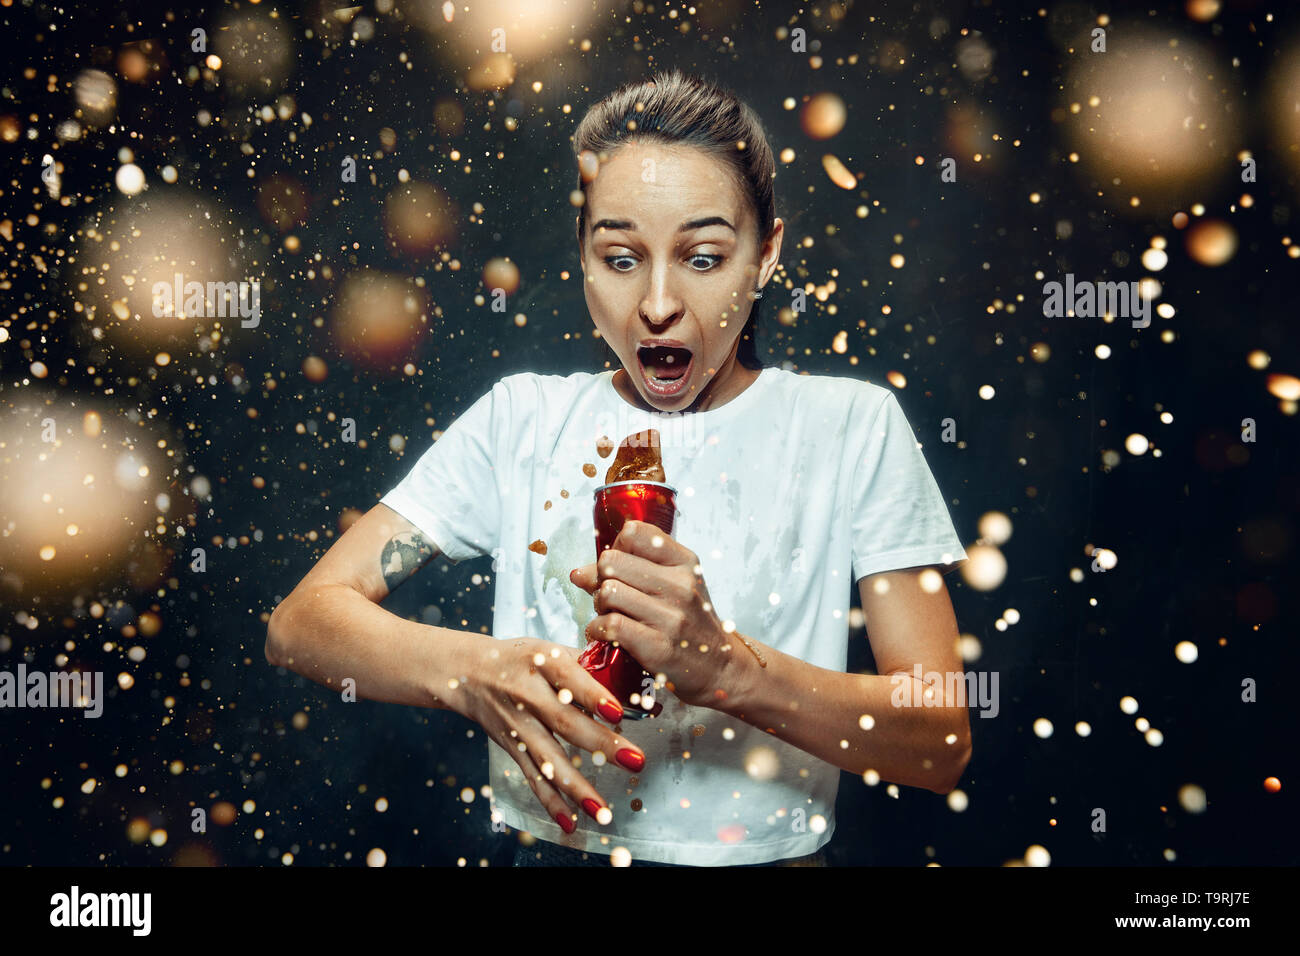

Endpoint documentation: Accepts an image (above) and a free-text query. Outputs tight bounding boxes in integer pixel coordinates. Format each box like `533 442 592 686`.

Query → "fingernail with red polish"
581 798 603 821
616 748 645 772
597 699 624 723
555 811 576 834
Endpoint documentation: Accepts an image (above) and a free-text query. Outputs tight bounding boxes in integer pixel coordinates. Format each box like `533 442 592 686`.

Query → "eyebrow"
591 216 736 234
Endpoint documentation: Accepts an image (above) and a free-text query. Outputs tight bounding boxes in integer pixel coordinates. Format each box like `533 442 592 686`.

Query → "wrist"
709 629 762 716
425 626 489 714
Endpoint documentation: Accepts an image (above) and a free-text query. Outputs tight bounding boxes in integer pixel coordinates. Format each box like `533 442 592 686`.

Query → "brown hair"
573 69 776 370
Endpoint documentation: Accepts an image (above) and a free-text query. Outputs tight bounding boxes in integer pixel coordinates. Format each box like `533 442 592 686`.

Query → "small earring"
752 289 764 299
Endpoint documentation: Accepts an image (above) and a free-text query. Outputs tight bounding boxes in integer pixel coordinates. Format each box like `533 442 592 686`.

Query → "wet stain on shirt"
537 512 596 642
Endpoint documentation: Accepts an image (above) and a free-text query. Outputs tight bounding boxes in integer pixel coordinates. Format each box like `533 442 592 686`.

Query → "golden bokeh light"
71 193 254 354
1061 26 1241 209
1185 219 1238 266
410 0 596 65
802 93 847 139
0 395 185 593
332 271 430 368
383 182 458 256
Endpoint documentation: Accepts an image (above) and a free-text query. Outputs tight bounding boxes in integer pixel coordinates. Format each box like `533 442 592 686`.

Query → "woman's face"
577 141 783 413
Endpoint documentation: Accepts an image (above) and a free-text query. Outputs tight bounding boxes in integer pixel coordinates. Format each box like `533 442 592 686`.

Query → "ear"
758 218 784 288
575 216 586 273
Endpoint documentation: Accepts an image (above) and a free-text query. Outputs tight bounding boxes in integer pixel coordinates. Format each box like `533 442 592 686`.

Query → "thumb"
569 563 598 594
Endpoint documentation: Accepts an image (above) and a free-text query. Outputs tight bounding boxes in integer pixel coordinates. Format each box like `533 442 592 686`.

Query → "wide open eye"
604 255 637 272
686 253 723 271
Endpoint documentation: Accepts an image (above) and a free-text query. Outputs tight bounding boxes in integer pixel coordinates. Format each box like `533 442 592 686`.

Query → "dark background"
1 0 1296 867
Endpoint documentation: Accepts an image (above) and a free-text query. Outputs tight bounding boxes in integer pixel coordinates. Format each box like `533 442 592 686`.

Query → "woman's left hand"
569 519 738 709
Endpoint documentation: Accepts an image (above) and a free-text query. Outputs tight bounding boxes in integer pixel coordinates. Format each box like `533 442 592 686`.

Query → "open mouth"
637 345 694 396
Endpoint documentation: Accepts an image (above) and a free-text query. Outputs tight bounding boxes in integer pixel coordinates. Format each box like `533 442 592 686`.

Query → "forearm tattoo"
380 531 436 592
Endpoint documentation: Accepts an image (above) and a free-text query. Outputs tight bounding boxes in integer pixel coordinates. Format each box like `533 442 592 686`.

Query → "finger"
512 701 619 826
613 519 689 567
536 656 650 774
584 611 665 674
525 755 577 831
593 576 666 630
569 563 598 595
533 689 649 780
540 649 641 734
595 546 676 598
492 711 584 833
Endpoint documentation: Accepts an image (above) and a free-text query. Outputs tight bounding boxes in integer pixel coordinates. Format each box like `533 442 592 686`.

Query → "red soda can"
578 480 677 719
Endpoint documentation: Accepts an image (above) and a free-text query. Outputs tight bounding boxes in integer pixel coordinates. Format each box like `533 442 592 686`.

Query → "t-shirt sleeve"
849 389 967 581
378 379 508 564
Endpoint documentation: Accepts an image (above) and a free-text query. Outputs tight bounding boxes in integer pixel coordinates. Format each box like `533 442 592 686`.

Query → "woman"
266 70 971 867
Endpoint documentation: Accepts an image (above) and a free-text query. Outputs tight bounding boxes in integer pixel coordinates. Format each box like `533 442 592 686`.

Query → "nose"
638 261 684 328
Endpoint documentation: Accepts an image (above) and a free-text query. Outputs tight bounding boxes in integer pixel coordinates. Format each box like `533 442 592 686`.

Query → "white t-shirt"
380 365 967 865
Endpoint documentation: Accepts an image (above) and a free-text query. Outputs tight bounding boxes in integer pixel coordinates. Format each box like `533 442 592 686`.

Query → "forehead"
586 141 749 226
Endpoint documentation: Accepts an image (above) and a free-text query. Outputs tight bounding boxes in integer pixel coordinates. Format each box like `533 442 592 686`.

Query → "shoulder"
492 369 605 405
761 367 893 417
475 370 608 430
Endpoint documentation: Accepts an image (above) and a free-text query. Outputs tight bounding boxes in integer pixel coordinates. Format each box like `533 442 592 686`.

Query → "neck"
689 347 747 413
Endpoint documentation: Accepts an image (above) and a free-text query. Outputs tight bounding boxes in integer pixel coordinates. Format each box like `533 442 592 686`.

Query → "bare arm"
715 568 973 794
266 502 649 831
570 521 973 795
265 502 480 709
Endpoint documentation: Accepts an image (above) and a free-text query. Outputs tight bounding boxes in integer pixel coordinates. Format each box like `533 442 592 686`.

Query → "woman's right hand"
453 636 647 834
